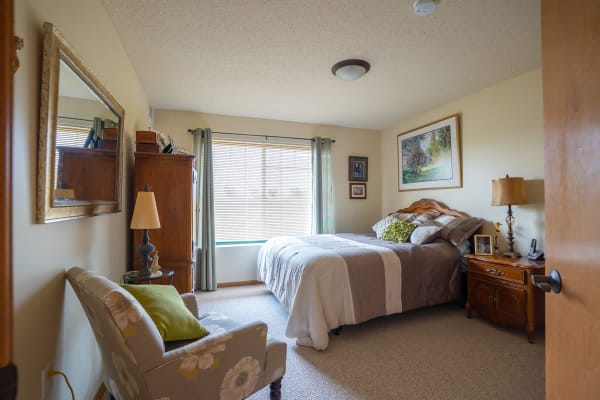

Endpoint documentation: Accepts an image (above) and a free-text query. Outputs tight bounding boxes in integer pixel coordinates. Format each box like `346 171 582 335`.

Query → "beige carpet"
196 285 545 400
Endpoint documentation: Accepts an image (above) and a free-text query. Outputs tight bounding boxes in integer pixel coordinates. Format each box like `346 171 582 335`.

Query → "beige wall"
380 69 545 255
58 96 117 122
154 110 381 282
13 1 151 399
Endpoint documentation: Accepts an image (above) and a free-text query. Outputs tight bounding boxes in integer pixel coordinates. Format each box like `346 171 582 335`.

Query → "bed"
257 199 482 350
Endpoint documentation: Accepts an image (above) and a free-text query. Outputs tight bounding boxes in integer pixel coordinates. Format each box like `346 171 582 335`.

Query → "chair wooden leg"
269 377 282 400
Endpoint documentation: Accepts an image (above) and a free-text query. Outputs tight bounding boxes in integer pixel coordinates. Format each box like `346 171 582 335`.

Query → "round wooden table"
122 269 174 285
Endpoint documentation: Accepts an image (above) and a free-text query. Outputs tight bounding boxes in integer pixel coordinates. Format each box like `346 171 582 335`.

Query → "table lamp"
492 175 527 257
130 184 161 275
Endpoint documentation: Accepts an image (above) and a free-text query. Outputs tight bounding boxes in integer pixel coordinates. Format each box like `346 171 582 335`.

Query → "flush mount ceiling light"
413 0 438 16
331 59 371 81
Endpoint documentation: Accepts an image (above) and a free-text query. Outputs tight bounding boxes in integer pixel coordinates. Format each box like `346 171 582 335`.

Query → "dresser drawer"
469 260 524 285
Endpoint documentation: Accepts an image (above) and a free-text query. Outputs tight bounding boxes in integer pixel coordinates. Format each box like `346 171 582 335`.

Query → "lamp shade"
130 191 161 229
492 176 527 206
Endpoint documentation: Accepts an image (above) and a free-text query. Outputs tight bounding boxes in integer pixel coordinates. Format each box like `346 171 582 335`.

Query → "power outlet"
41 364 51 400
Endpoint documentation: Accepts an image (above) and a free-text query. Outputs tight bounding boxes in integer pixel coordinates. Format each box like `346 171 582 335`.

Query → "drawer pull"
485 268 504 276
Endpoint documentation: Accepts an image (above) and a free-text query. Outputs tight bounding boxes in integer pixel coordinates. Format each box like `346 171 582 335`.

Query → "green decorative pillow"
121 284 209 342
382 221 416 243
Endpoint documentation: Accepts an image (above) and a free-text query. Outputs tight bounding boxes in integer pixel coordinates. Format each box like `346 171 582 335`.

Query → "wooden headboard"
397 199 467 218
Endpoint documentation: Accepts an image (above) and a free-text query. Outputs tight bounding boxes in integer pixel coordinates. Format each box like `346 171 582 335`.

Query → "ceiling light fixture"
413 0 438 16
331 59 371 81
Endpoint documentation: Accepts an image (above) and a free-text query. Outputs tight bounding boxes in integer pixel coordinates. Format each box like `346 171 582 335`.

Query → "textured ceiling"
101 0 541 130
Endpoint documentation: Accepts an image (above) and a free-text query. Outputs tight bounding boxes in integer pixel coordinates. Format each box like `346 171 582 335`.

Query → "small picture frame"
349 156 368 181
474 234 493 255
349 183 367 199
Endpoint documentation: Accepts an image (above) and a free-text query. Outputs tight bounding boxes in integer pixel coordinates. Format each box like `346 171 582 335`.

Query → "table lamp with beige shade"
492 175 527 258
130 184 161 276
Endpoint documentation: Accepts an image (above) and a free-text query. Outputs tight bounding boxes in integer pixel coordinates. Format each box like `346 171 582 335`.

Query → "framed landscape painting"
397 114 462 191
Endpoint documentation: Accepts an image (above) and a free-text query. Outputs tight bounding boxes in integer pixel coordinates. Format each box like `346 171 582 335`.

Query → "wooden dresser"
56 146 116 201
464 254 545 343
133 152 195 293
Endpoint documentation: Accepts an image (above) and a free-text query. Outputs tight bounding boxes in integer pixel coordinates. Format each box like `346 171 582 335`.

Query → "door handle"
531 269 561 293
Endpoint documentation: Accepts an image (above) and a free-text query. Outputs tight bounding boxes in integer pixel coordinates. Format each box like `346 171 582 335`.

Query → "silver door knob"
531 269 561 293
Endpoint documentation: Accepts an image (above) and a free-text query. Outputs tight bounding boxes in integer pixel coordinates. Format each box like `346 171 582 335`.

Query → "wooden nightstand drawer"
469 260 524 284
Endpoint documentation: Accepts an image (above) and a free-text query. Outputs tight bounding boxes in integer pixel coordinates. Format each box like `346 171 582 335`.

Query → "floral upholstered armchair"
66 267 286 400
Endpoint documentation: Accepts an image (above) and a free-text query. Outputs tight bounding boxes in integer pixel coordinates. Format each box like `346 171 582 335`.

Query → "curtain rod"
187 129 335 143
58 116 94 122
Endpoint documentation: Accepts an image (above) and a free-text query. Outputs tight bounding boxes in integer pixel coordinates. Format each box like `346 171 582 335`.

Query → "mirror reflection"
54 59 120 205
37 22 124 223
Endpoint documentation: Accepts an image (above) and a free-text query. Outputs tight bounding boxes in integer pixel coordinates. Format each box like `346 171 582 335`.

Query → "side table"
464 254 545 343
123 269 174 285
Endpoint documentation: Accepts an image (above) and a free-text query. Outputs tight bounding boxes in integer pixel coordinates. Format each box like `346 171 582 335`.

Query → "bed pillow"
373 211 441 239
435 215 483 246
382 221 416 243
372 215 401 239
410 224 443 245
121 284 209 342
405 210 441 225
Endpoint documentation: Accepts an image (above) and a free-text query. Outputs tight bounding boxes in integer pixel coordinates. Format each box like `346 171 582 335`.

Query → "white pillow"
410 225 442 245
372 215 400 239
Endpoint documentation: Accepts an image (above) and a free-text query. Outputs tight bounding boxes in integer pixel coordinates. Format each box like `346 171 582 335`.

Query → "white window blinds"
212 138 313 244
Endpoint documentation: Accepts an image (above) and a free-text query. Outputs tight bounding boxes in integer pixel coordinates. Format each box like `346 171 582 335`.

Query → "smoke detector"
413 0 438 16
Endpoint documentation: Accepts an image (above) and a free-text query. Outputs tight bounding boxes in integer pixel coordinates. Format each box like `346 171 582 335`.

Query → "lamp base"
137 228 155 276
503 251 520 258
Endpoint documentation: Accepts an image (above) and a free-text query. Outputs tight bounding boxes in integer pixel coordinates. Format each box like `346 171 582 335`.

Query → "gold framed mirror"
36 22 124 223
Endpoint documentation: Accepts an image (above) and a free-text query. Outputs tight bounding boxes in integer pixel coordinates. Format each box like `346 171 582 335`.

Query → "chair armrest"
158 320 267 364
143 321 270 396
180 293 199 318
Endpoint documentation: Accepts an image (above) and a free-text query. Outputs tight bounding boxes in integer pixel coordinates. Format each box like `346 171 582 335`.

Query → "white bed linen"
257 235 402 350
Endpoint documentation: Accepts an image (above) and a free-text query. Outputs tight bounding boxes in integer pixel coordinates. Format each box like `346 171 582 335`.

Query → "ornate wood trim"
397 198 468 218
0 0 17 398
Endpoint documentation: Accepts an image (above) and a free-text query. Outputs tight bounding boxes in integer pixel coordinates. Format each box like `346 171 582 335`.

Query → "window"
212 138 312 244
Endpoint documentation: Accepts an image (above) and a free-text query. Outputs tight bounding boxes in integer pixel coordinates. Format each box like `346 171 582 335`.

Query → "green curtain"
192 128 216 291
312 137 335 234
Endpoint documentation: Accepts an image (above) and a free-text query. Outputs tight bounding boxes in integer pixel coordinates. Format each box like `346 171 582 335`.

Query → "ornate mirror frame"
36 22 124 223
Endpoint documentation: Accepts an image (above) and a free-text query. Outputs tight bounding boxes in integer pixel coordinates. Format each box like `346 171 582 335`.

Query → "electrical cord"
48 370 75 400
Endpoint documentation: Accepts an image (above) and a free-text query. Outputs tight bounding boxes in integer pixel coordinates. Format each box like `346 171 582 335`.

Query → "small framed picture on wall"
348 156 368 181
349 183 367 199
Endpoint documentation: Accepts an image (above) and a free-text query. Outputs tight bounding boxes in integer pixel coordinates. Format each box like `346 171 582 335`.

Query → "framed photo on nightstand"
474 234 493 255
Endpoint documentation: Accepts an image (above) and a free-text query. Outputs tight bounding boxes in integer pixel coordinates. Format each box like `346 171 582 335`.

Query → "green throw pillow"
382 221 416 243
121 284 209 342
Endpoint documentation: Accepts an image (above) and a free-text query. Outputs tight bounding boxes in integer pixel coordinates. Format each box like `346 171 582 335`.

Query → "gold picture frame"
474 234 493 255
397 114 462 191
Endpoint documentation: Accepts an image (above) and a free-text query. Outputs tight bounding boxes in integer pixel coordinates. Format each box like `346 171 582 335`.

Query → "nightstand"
464 254 545 343
122 269 174 285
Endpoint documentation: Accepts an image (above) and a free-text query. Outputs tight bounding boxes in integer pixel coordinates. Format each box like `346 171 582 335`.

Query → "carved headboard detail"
396 198 467 218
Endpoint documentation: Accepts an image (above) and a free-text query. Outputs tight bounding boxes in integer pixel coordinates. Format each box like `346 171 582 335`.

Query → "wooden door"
0 0 16 398
542 0 600 398
494 285 526 327
469 276 495 319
